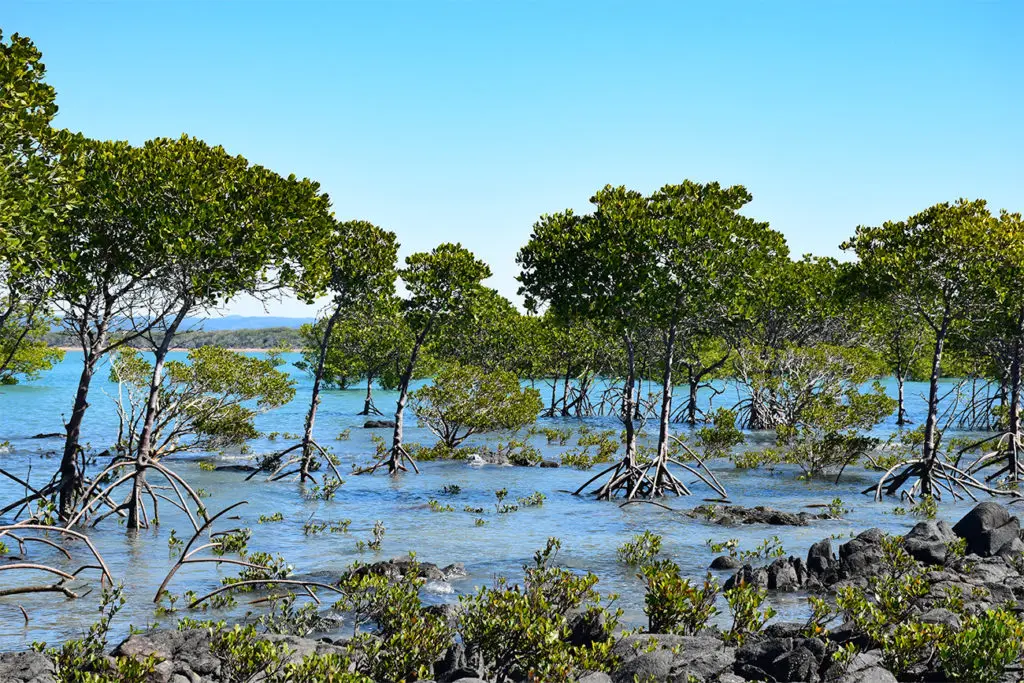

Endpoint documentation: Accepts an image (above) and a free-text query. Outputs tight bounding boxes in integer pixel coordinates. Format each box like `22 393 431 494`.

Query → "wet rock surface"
688 504 833 527
362 419 396 429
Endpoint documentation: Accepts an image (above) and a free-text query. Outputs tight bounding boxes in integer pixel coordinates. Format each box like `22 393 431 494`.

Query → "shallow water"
0 352 987 649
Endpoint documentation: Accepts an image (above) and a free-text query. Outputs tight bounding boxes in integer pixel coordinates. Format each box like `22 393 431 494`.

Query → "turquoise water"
0 352 985 649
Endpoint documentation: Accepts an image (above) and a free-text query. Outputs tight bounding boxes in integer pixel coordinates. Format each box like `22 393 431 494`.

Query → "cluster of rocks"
345 556 467 585
720 501 1024 596
688 504 834 528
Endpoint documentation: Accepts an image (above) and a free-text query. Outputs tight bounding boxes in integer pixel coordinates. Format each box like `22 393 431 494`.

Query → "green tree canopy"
0 31 74 385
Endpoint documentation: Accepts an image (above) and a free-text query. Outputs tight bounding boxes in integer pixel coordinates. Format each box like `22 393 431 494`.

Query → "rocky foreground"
5 501 1024 682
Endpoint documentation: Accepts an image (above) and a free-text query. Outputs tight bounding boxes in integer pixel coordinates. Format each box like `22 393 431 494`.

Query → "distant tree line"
41 327 303 351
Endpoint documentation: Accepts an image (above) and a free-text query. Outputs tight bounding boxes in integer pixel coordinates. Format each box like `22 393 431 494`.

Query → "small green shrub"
640 561 719 636
459 538 620 682
617 531 663 567
258 512 284 523
937 608 1024 682
723 579 775 645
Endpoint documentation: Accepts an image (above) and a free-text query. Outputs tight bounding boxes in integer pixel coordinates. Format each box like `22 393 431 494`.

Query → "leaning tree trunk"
621 334 638 469
128 304 190 530
580 333 641 500
686 371 699 425
298 307 342 481
545 373 559 417
386 326 430 475
59 350 100 520
560 368 572 417
880 313 950 498
918 320 948 495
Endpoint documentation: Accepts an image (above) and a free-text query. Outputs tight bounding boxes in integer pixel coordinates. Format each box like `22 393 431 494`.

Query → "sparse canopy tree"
362 243 491 475
674 335 732 425
534 313 609 418
0 31 71 386
410 362 542 450
733 256 846 430
281 219 398 483
845 274 931 427
67 347 295 530
845 199 1001 500
431 288 527 374
750 344 895 478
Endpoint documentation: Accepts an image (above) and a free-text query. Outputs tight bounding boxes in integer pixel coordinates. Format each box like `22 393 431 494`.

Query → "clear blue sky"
6 1 1023 316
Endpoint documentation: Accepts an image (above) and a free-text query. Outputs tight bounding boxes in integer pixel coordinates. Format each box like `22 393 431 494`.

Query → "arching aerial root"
575 436 726 501
868 456 1021 503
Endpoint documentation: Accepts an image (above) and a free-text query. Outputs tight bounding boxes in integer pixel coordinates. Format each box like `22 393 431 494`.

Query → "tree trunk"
622 334 637 467
128 303 190 530
59 351 100 520
920 314 950 494
560 368 571 417
360 375 377 416
1009 341 1021 480
546 373 559 417
896 373 907 427
389 334 426 474
656 323 677 463
687 371 699 426
299 306 342 481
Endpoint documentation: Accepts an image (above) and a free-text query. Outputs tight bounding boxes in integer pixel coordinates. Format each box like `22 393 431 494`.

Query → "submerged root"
255 439 345 486
354 444 420 476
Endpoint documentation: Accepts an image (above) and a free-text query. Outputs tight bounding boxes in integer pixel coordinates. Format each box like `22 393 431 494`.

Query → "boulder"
214 464 257 472
952 502 1021 557
611 634 735 683
724 564 769 590
688 504 826 527
838 528 885 579
567 608 608 648
577 673 613 683
539 460 560 468
917 607 961 630
363 419 396 429
903 520 956 565
835 650 898 683
735 636 825 682
346 556 464 584
806 540 839 577
0 651 56 683
766 557 805 591
710 555 741 570
113 629 220 678
998 535 1024 558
